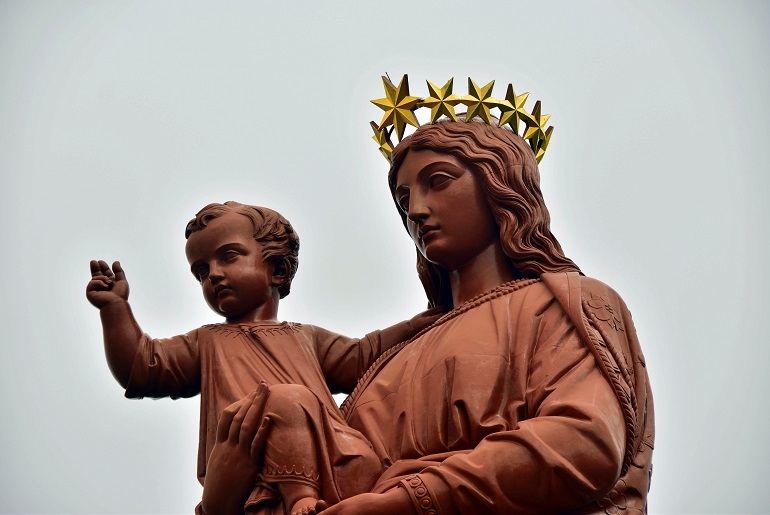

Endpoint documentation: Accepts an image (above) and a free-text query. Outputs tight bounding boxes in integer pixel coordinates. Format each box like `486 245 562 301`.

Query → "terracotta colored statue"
200 119 654 514
87 202 438 515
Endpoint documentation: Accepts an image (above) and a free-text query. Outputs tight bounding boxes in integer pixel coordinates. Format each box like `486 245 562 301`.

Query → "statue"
86 202 439 515
200 76 654 514
90 74 654 514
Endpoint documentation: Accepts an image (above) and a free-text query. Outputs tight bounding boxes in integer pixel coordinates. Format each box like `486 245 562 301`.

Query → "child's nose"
209 263 225 282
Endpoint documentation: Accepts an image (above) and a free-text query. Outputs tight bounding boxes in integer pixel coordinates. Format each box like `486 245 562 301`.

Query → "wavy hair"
185 201 299 298
388 119 580 309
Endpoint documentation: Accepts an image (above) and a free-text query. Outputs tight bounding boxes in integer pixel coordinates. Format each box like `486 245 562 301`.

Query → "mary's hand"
320 488 415 515
201 384 272 515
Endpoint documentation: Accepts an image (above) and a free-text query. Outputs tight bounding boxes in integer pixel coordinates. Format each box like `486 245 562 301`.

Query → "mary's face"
394 149 499 271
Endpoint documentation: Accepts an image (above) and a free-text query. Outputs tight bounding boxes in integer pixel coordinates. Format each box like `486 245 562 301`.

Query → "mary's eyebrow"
418 160 463 179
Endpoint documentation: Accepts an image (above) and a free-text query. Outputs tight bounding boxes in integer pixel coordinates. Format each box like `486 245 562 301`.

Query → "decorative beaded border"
400 474 439 515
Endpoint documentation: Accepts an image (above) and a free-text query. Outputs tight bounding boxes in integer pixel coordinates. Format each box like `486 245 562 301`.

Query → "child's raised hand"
86 260 130 309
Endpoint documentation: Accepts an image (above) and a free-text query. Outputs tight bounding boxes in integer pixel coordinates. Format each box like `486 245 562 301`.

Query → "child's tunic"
124 322 386 489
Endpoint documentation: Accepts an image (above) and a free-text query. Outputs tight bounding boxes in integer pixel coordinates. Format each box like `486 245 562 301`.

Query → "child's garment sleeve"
124 329 202 399
310 326 383 395
311 312 438 395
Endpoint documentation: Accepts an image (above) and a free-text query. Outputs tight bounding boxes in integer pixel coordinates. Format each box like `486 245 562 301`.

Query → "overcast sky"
1 1 768 513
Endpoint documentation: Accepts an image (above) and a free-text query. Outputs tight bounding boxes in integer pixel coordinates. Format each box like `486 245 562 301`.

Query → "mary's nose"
407 196 429 223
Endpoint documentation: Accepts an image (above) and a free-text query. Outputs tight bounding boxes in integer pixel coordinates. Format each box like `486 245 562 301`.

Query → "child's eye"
223 250 240 261
194 266 209 282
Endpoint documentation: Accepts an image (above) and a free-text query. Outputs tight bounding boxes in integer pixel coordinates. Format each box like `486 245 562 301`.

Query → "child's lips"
214 285 231 298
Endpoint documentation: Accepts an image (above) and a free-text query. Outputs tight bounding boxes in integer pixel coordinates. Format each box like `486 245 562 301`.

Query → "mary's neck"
448 241 518 307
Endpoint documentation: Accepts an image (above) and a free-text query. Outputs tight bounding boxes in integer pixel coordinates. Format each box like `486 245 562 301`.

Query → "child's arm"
315 307 445 394
86 259 143 389
376 306 445 353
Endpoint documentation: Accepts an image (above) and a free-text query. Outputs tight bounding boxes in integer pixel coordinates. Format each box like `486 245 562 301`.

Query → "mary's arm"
407 339 625 513
326 354 624 515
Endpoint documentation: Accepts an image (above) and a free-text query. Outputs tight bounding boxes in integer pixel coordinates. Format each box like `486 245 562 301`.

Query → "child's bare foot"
290 496 319 515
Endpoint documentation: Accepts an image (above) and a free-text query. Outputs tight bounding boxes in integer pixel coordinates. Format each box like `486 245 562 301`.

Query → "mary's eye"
428 172 452 189
397 194 410 213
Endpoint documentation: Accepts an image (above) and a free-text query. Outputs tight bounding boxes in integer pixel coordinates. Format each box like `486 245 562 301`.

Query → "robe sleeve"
124 329 202 399
402 298 626 513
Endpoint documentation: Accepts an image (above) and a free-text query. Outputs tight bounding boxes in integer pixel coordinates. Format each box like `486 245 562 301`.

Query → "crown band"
370 74 553 163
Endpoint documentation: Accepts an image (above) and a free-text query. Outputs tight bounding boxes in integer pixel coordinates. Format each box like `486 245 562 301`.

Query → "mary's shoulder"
540 272 627 305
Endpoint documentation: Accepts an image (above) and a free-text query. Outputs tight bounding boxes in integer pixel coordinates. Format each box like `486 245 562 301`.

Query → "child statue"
86 201 438 515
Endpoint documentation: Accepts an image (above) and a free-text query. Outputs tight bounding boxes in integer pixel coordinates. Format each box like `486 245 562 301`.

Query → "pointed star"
522 100 552 155
498 84 535 135
534 126 553 163
371 74 422 140
420 78 463 122
370 121 394 161
460 78 501 124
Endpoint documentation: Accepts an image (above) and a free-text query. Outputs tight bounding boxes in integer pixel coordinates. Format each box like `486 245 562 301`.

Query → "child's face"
185 212 280 323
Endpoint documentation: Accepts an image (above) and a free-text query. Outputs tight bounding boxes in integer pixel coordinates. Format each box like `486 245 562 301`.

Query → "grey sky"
1 1 768 512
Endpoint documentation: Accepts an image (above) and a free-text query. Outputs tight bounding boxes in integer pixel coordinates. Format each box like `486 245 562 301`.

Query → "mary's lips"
419 226 439 239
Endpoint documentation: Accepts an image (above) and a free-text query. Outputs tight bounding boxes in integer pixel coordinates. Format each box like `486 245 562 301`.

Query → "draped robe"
342 273 653 513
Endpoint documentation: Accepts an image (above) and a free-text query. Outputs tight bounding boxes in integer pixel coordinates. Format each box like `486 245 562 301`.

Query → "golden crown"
370 74 554 164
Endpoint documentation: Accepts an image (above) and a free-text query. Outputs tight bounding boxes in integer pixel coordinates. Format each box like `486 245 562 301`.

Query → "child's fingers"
87 278 114 291
90 260 113 282
112 261 127 282
97 260 115 279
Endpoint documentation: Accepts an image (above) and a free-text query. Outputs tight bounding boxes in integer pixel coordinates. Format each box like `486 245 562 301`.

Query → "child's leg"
246 383 381 514
254 384 323 511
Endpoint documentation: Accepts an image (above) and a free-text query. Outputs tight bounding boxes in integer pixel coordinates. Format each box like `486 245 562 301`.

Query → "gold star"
371 74 422 140
460 78 501 124
534 126 553 163
498 84 535 135
522 100 552 155
370 121 394 161
420 78 463 122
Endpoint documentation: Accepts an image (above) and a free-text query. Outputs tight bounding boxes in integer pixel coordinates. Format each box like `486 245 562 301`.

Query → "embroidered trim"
586 292 625 332
205 322 303 337
400 474 439 515
341 278 540 417
580 299 637 476
261 459 320 488
597 479 629 514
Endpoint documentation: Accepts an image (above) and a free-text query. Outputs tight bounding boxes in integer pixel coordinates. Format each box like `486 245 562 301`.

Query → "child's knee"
264 384 323 423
